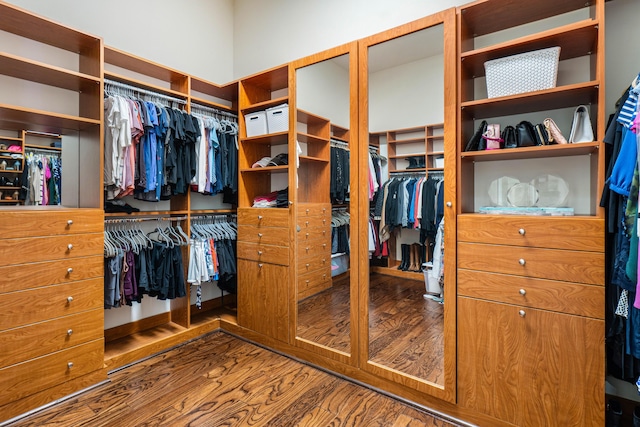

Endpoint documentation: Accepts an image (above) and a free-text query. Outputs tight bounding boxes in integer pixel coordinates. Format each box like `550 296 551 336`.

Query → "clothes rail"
191 103 237 119
104 78 187 105
389 171 427 178
330 139 350 148
104 216 188 224
190 213 237 220
24 146 61 155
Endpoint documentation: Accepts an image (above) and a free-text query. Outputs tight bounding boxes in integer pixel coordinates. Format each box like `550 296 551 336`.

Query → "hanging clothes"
20 152 62 206
330 142 350 204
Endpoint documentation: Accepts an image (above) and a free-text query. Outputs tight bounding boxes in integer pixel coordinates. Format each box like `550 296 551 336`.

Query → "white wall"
5 0 235 83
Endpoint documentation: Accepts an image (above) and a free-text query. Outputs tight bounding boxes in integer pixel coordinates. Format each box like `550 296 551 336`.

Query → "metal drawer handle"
446 201 452 208
258 233 263 238
257 251 263 256
322 244 326 248
67 362 74 369
305 233 309 238
306 280 310 284
306 247 310 251
67 329 73 336
306 209 310 213
67 219 73 226
258 215 263 220
519 258 526 266
519 289 526 296
67 296 74 303
519 228 526 236
519 310 526 317
306 263 310 268
306 221 309 226
67 267 73 274
67 244 73 251
258 263 263 268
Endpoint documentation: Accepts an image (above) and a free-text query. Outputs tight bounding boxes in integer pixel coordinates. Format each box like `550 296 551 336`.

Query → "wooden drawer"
0 209 103 239
297 269 331 300
298 216 329 229
298 226 329 241
0 233 102 267
297 238 331 260
238 207 289 227
298 252 330 274
458 242 604 285
0 309 103 369
0 256 103 294
458 269 604 319
0 278 103 330
457 215 604 252
237 242 289 265
238 224 289 246
297 203 330 217
0 338 104 407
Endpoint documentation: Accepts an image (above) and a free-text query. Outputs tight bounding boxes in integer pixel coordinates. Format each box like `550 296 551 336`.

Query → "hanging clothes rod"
190 213 237 221
24 146 61 155
104 79 187 105
104 216 188 224
191 103 237 119
330 139 349 148
389 171 427 177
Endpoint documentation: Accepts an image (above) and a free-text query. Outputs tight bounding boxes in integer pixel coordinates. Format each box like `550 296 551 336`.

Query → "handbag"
464 120 488 151
534 123 551 145
515 121 538 147
501 125 517 148
483 124 503 150
543 118 567 144
568 105 594 143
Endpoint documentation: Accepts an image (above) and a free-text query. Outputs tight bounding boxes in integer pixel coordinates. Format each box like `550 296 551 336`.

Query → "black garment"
216 239 238 294
330 146 350 203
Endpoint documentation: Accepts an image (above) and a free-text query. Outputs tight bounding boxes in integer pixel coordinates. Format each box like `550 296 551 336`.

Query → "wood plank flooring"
6 332 461 427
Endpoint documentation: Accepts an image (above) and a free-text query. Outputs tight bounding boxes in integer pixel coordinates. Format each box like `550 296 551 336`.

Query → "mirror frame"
357 9 457 403
289 41 360 365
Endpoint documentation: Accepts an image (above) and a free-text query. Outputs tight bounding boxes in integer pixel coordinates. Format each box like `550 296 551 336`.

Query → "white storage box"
331 253 349 277
484 46 560 98
266 103 289 133
245 111 268 137
434 156 444 168
422 262 441 295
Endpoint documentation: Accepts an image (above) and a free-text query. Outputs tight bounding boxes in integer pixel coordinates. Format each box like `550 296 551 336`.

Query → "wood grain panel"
296 237 331 260
238 224 290 246
0 338 103 407
457 242 604 285
0 278 102 330
237 241 290 265
0 209 103 239
0 255 102 294
457 297 521 425
457 215 604 251
297 252 330 274
297 269 331 300
237 207 289 227
457 269 604 318
297 226 329 241
296 203 330 217
297 215 330 229
0 233 102 267
237 260 289 342
0 309 103 369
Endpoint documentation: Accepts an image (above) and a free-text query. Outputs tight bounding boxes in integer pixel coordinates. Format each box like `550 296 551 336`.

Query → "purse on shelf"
568 105 595 143
515 121 538 147
464 120 488 152
543 118 568 144
502 125 517 148
534 123 551 145
483 124 503 150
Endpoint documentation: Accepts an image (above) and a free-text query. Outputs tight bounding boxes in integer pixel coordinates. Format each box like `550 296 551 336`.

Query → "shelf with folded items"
240 165 289 174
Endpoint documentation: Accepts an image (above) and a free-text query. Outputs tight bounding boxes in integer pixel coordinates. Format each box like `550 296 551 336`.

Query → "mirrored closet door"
291 43 359 363
357 10 457 402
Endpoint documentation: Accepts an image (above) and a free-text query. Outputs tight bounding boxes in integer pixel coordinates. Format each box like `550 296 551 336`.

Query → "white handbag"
568 105 594 143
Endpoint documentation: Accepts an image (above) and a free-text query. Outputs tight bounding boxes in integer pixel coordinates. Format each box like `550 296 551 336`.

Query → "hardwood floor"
6 332 461 427
368 273 444 384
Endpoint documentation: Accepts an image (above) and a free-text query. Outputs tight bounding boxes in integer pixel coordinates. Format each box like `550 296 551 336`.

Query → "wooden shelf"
460 81 600 119
388 137 426 144
241 65 288 93
240 96 289 114
104 210 190 217
390 153 425 159
240 131 288 146
461 141 599 161
240 165 288 174
460 20 599 78
299 156 329 164
298 132 329 145
190 96 236 114
104 71 188 100
191 78 238 104
0 104 100 133
297 109 330 125
0 136 22 142
104 46 188 88
370 265 424 281
389 169 426 174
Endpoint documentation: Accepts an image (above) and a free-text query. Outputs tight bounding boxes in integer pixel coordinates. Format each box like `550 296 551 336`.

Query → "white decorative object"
484 47 560 98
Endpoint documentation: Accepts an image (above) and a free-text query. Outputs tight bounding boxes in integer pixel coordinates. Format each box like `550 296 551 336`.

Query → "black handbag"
501 125 517 148
464 120 488 152
516 121 538 147
534 123 551 145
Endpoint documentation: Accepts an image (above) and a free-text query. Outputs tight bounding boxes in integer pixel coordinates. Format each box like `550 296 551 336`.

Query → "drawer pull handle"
322 208 326 213
306 209 310 213
67 267 73 274
67 362 74 369
518 258 526 266
306 280 310 284
67 244 73 251
258 215 263 220
305 221 309 226
519 228 526 236
519 310 526 317
306 247 310 251
67 219 73 226
519 289 526 296
258 263 263 268
67 296 74 303
322 244 326 248
258 233 263 238
322 259 326 263
306 263 310 268
322 274 326 279
305 233 309 238
322 219 326 224
67 329 73 336
258 251 263 256
446 201 452 208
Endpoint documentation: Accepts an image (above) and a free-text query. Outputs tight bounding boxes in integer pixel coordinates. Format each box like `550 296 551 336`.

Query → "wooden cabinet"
456 0 606 424
0 209 105 422
295 203 331 301
386 123 444 173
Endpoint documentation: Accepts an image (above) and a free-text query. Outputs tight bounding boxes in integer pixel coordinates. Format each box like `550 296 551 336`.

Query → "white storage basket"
266 103 289 133
245 111 268 137
484 46 560 98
